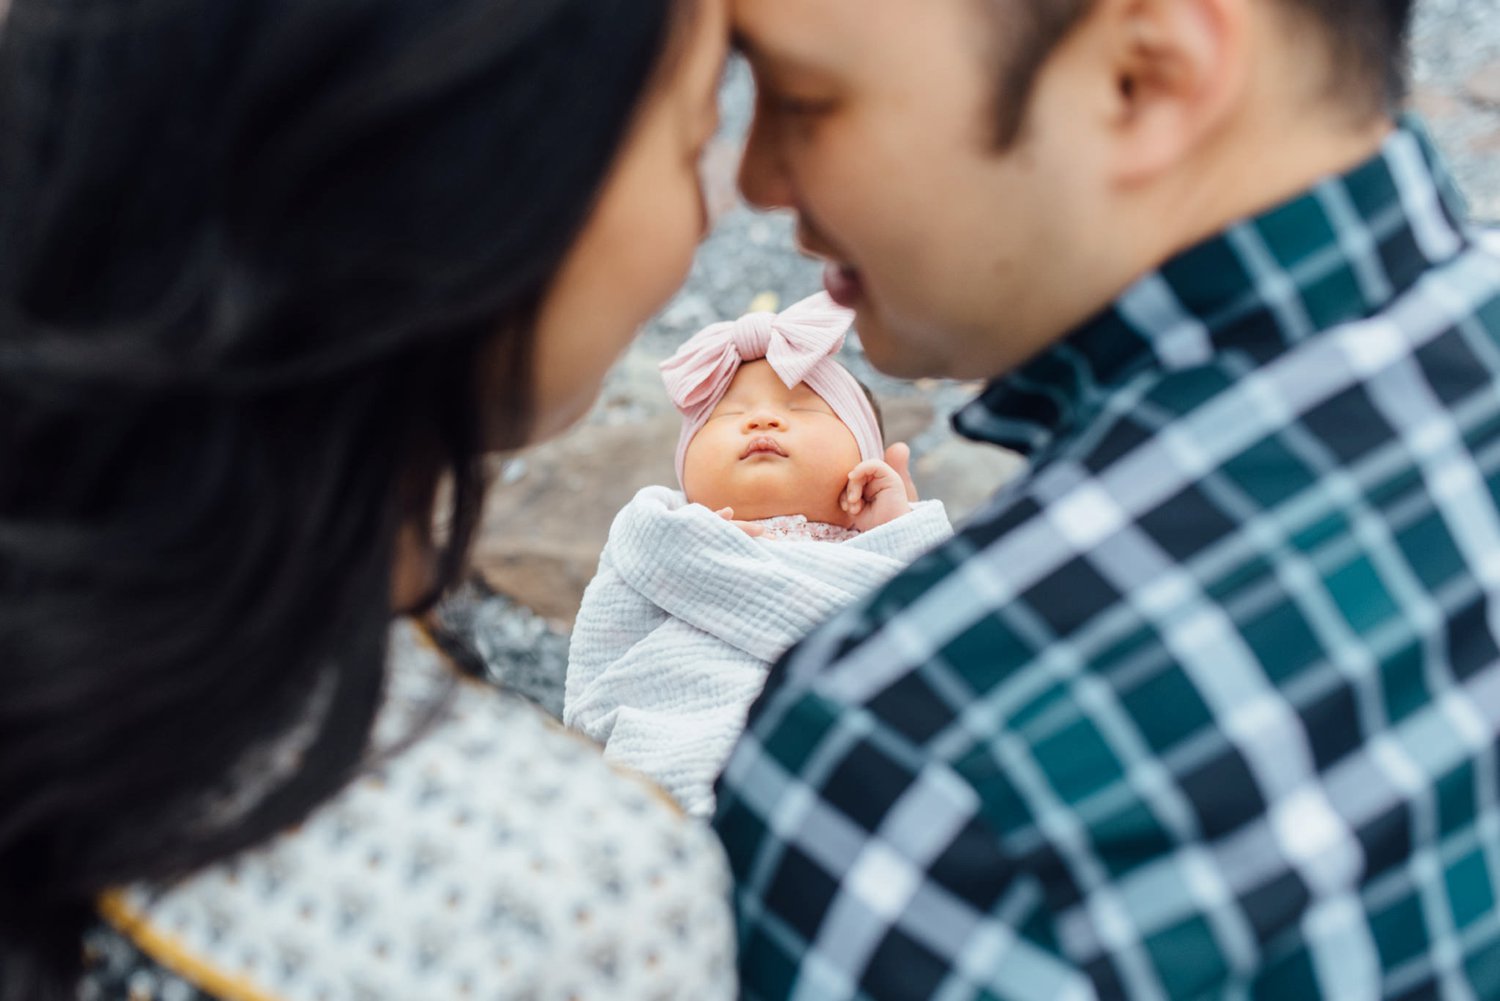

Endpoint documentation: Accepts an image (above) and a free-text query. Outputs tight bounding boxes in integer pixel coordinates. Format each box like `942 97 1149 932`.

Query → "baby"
564 293 952 817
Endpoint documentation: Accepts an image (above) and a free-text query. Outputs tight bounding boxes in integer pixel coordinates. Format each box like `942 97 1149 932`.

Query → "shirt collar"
954 119 1474 456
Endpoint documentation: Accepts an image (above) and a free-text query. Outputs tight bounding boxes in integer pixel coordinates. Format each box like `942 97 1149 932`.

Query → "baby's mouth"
741 436 788 459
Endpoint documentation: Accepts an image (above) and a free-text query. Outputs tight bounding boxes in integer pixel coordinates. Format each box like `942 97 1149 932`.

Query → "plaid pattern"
714 123 1500 1000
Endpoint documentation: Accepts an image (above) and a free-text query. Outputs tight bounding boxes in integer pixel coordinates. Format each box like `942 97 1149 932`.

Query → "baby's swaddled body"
564 292 954 816
564 486 951 817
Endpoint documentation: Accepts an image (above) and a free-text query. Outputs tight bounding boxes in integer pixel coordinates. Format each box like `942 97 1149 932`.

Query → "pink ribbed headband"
659 292 884 487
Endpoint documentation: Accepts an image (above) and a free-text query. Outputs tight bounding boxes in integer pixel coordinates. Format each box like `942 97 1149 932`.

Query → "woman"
0 0 733 997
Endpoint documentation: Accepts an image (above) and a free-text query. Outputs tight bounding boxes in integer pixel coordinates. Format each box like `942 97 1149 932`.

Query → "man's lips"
823 262 865 309
796 229 866 308
741 436 788 459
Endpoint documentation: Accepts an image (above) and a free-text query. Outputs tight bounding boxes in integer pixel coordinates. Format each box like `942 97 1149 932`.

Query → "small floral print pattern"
82 623 735 1001
751 514 860 543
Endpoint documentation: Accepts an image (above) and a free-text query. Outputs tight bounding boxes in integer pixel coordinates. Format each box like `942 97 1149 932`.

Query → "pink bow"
660 293 855 413
659 292 884 487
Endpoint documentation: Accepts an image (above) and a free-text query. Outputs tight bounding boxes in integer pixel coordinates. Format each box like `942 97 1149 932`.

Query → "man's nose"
737 104 795 212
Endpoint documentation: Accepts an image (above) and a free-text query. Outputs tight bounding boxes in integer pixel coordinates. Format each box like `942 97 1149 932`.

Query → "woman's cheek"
662 166 711 295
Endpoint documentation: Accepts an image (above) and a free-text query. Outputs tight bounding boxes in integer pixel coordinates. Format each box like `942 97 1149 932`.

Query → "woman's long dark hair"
0 0 686 996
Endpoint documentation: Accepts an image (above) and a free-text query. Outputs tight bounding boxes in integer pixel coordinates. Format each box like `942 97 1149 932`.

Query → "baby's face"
682 360 862 525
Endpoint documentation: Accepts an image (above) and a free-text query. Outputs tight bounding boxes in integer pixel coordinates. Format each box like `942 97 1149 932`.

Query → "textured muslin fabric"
564 486 951 817
659 292 884 486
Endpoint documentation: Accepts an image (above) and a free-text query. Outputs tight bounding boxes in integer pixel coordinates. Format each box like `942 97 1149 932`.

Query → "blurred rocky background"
442 2 1500 717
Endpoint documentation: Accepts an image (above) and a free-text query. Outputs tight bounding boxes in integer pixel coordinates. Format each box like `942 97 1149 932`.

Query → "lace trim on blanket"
751 515 859 542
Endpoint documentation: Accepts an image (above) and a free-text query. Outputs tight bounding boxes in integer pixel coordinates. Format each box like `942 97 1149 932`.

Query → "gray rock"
470 416 679 626
1410 0 1500 221
437 587 570 719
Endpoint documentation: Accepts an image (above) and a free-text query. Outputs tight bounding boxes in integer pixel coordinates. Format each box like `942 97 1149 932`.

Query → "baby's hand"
714 507 765 538
841 444 916 531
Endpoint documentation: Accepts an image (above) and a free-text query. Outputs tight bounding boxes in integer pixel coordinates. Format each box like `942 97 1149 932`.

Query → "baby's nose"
743 411 785 430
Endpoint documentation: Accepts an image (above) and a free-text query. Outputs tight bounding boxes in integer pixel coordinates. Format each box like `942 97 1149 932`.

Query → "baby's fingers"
848 460 898 493
715 507 765 536
843 468 874 512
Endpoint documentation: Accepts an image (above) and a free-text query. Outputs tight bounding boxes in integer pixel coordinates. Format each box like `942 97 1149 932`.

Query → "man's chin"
853 315 948 381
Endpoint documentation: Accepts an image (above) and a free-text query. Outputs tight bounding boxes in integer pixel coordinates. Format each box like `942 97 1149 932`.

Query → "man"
713 0 1500 997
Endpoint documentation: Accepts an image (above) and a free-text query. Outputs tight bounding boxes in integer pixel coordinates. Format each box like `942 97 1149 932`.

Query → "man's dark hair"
984 0 1417 147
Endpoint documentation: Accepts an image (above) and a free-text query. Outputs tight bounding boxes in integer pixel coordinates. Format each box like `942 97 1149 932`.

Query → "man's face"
733 0 1117 381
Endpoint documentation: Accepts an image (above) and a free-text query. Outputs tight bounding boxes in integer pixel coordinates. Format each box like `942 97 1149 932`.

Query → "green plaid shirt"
713 124 1500 1000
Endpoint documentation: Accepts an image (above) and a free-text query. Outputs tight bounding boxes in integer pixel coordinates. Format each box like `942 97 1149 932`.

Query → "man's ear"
1103 0 1249 184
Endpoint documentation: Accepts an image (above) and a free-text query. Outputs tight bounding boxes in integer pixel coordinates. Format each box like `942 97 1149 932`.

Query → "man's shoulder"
756 471 1057 731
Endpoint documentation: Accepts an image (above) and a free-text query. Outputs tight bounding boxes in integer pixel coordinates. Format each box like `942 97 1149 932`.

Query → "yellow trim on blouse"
97 891 288 1001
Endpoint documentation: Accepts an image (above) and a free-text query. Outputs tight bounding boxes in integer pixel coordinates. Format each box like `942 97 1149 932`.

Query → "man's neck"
1148 110 1396 270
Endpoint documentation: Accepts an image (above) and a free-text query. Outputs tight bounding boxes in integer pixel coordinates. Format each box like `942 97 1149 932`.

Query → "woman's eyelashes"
775 97 834 117
757 84 836 119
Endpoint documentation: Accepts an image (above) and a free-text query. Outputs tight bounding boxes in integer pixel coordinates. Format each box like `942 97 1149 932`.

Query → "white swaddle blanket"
565 485 953 817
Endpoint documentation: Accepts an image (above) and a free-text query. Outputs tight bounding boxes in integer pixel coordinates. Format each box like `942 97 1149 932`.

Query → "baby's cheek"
679 436 709 500
814 443 863 496
680 431 732 505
